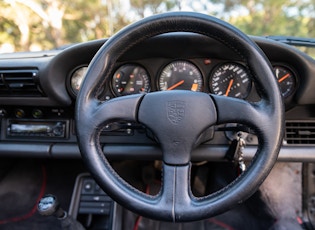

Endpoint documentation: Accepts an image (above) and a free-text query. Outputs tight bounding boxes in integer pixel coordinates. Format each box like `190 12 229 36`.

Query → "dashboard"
1 33 315 161
70 56 296 100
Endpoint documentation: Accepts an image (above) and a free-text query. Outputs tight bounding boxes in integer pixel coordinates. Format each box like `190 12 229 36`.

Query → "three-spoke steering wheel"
75 12 284 222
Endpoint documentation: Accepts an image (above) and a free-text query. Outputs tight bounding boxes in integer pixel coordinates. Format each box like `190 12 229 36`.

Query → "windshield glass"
1 0 315 57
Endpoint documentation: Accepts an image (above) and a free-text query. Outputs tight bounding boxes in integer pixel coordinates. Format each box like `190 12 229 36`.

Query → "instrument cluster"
68 59 298 100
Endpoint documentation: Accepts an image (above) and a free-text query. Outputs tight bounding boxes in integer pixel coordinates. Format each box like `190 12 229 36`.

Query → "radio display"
7 120 67 138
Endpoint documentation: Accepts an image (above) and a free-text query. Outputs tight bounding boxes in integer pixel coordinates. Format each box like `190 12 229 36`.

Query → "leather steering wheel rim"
75 12 284 222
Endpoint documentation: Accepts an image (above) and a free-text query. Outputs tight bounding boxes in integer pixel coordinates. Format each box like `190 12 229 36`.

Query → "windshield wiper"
265 36 315 47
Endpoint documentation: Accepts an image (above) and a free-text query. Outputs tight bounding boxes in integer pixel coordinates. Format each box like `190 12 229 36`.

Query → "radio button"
52 122 64 136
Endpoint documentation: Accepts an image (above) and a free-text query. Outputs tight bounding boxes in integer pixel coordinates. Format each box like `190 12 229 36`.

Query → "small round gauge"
158 60 203 91
273 65 296 98
112 64 150 96
209 63 251 99
70 66 88 95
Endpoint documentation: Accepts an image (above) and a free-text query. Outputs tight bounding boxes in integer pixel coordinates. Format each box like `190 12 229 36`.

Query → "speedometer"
158 60 203 91
209 63 251 99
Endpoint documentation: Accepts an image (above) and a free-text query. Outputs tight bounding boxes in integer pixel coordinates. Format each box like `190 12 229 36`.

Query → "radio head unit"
7 120 68 138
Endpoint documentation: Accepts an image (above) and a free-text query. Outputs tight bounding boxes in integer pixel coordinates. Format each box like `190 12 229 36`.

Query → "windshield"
1 0 315 57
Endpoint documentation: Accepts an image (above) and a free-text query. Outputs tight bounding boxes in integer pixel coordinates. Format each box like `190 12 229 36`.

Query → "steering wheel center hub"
138 91 217 165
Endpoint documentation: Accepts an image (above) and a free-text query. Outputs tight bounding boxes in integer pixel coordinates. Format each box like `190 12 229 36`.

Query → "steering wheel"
75 12 284 222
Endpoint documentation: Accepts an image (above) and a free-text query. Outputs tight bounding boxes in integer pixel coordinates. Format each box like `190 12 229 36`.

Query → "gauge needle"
167 80 185 90
278 73 290 83
225 79 234 96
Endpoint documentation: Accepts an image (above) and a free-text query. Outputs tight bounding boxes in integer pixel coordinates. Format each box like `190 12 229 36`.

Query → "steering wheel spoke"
160 163 192 220
82 94 144 131
211 94 269 130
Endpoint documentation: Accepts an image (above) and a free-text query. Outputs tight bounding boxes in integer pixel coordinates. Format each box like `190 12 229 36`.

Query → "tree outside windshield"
0 0 315 56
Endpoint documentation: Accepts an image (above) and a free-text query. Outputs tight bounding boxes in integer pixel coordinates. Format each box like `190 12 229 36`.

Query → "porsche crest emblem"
167 101 185 124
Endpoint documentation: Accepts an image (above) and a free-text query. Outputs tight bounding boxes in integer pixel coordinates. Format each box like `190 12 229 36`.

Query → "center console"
69 174 117 230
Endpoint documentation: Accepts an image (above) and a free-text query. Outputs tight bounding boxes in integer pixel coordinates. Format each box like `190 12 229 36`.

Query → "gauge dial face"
209 63 251 99
273 65 296 98
70 66 88 95
112 64 150 96
158 61 203 91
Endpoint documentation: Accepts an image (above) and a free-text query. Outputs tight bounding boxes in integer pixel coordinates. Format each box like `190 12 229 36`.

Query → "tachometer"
112 64 150 96
209 63 251 99
158 60 203 91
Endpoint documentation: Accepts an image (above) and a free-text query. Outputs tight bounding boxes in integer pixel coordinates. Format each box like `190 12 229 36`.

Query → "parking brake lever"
37 194 85 230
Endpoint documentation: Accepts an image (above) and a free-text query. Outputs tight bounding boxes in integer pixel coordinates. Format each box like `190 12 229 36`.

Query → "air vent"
285 121 315 144
0 69 43 96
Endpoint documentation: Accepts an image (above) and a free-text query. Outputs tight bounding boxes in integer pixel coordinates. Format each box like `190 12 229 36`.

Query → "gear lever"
38 194 85 230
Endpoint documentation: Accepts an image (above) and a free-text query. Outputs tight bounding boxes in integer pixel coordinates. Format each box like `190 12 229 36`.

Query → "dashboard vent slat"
285 121 315 144
0 69 43 97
